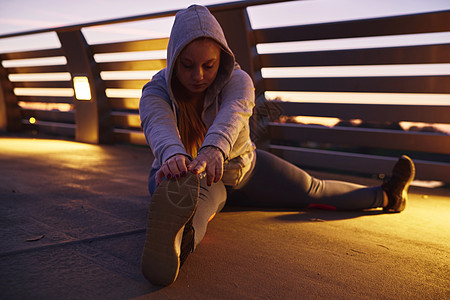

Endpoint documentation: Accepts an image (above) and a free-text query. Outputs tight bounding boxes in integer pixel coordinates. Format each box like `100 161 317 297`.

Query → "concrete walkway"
1 136 449 300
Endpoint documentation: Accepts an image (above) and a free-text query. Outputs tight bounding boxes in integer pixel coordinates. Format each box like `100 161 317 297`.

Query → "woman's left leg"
228 149 384 210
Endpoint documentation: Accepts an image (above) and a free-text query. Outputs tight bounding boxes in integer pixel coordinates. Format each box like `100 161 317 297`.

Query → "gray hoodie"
139 5 256 186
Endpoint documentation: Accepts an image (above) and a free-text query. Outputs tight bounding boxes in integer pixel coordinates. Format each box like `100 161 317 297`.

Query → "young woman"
139 5 415 286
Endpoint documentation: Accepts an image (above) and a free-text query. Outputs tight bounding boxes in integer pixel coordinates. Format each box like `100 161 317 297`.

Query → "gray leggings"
148 149 384 248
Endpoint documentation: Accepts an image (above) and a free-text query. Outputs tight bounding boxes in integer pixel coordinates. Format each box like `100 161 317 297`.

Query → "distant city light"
73 76 92 100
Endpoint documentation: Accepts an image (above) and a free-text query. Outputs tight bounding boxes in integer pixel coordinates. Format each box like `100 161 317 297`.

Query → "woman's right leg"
192 178 227 247
230 150 384 210
143 170 226 286
142 171 199 286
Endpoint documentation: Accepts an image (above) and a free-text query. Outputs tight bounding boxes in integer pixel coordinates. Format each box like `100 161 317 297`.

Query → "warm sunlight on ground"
0 138 99 154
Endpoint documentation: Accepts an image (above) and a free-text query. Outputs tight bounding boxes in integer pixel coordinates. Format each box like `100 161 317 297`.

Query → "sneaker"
141 172 199 286
382 155 415 213
179 217 195 267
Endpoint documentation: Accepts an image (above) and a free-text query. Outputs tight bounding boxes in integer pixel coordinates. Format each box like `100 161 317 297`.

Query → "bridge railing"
0 0 449 182
252 9 450 182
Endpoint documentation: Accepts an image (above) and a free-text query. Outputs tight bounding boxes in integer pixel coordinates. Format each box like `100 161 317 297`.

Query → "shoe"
382 155 415 213
179 217 195 267
141 172 199 286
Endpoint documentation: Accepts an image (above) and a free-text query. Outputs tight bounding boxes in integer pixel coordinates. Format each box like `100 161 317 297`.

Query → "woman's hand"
188 147 224 186
155 154 191 185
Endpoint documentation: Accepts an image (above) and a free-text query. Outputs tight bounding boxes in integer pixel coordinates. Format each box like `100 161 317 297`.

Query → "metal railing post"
57 30 113 144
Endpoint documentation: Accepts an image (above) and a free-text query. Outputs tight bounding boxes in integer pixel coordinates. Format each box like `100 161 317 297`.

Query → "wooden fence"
0 0 449 182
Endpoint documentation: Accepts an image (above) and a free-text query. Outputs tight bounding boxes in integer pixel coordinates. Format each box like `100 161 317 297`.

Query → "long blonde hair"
173 38 222 157
176 97 207 158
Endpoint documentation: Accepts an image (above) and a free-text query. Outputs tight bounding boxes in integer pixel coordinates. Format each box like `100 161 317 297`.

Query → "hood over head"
165 5 235 105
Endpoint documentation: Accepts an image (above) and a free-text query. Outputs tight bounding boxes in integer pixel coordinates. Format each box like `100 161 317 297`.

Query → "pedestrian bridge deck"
0 136 449 299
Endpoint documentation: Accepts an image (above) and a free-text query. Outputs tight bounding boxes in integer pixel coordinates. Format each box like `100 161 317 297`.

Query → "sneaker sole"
385 155 415 213
141 172 199 286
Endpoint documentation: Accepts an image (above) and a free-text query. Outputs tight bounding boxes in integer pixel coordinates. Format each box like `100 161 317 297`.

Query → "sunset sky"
1 0 450 36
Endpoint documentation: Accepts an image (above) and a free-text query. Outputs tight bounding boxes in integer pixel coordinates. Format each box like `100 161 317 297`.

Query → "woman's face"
175 39 221 95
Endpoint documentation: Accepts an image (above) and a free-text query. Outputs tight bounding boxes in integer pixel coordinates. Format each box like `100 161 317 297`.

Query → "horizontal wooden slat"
268 123 450 154
275 102 450 124
97 60 166 71
0 48 63 60
91 38 169 53
5 65 68 73
109 98 139 110
112 112 141 128
259 44 450 67
21 109 75 123
17 95 74 104
114 129 147 145
254 10 450 44
22 120 75 137
264 76 450 94
269 145 450 182
103 80 148 89
13 81 72 88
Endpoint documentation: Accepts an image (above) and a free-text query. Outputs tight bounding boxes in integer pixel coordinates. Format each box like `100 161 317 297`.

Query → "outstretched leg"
231 150 384 210
144 171 226 286
142 172 199 286
191 177 227 246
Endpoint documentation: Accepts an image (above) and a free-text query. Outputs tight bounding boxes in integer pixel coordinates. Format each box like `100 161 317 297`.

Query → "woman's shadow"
222 205 385 222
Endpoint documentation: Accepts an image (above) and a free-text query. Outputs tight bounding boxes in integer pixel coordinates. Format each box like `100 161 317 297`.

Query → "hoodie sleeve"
139 72 189 165
200 68 255 159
